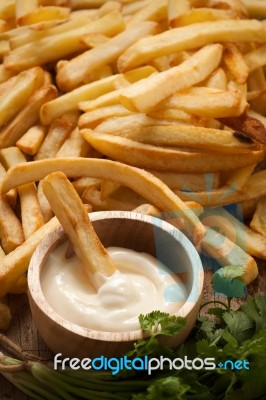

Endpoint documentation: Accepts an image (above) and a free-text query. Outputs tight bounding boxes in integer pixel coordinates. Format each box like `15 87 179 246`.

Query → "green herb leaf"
132 377 190 400
212 265 246 297
139 311 186 337
240 295 266 332
222 310 254 344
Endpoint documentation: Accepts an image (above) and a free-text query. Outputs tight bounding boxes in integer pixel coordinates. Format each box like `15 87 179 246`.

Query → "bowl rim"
28 210 204 342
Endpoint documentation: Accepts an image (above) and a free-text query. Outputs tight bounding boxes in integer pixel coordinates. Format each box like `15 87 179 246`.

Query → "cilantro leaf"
139 311 185 337
240 295 266 332
132 377 190 400
212 265 246 297
222 310 254 343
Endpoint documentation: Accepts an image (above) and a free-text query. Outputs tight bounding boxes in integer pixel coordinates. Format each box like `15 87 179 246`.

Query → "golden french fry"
250 196 266 237
132 203 160 216
82 185 145 211
149 170 220 191
219 112 266 145
100 180 120 200
15 0 38 25
81 32 109 47
174 170 266 206
56 127 90 158
126 0 167 27
81 129 264 173
242 0 266 18
170 8 239 27
0 1 15 21
8 274 28 294
4 11 125 72
117 19 266 72
0 196 24 253
122 0 151 16
0 214 60 297
34 117 73 160
17 6 70 26
120 44 223 112
102 124 260 153
42 171 117 283
0 146 44 239
37 180 53 223
202 207 266 260
0 157 206 245
0 161 16 207
0 66 44 127
204 67 227 90
72 177 102 196
57 21 158 91
40 74 119 125
159 86 246 118
223 43 249 84
0 84 58 148
222 164 255 189
244 44 266 73
16 125 47 155
78 105 132 128
167 0 190 27
202 226 258 285
0 63 15 84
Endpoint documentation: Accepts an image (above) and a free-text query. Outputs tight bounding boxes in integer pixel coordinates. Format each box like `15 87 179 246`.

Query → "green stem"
200 300 229 312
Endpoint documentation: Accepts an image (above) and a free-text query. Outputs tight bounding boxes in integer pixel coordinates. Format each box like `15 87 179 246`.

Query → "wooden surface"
1 262 266 400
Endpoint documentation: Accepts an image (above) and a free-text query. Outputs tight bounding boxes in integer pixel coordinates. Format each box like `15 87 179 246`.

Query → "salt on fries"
0 0 266 301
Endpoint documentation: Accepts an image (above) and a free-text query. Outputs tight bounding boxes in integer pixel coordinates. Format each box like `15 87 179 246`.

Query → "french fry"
202 226 258 285
8 274 28 294
0 146 44 239
15 0 38 25
42 171 117 285
98 124 259 153
0 84 58 148
37 180 53 223
72 177 101 196
78 105 132 128
57 21 158 91
4 11 125 72
34 117 73 160
0 161 16 207
0 214 60 297
219 112 266 145
0 195 24 254
0 66 44 127
244 44 266 73
40 74 119 125
81 32 109 48
167 0 190 28
0 63 15 84
0 1 15 21
242 0 266 18
117 19 266 72
16 6 70 27
204 67 227 90
148 170 220 191
126 0 167 27
120 44 223 112
223 43 249 84
250 196 266 237
202 207 266 260
133 203 160 216
122 0 151 16
16 125 47 156
100 180 120 200
174 170 266 206
222 164 255 189
170 8 239 27
82 185 145 211
0 157 206 245
158 86 246 118
81 129 264 173
56 127 90 158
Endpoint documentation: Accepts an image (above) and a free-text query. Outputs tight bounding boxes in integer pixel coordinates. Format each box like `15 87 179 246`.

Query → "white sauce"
41 243 187 332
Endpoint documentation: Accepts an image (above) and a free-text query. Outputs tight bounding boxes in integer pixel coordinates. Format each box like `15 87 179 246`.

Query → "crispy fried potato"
250 196 266 237
42 171 117 285
120 44 223 112
16 125 47 156
101 124 259 153
117 19 266 72
81 129 264 173
0 196 24 254
17 6 70 27
0 157 206 245
0 84 58 148
57 21 158 91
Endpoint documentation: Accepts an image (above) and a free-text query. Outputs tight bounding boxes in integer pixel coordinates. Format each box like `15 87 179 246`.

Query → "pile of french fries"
0 0 266 322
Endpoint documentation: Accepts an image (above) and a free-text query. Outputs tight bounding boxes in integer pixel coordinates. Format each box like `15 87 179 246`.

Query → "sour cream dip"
41 243 187 332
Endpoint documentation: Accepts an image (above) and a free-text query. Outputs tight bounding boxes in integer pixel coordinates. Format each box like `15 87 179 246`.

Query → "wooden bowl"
28 211 203 358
